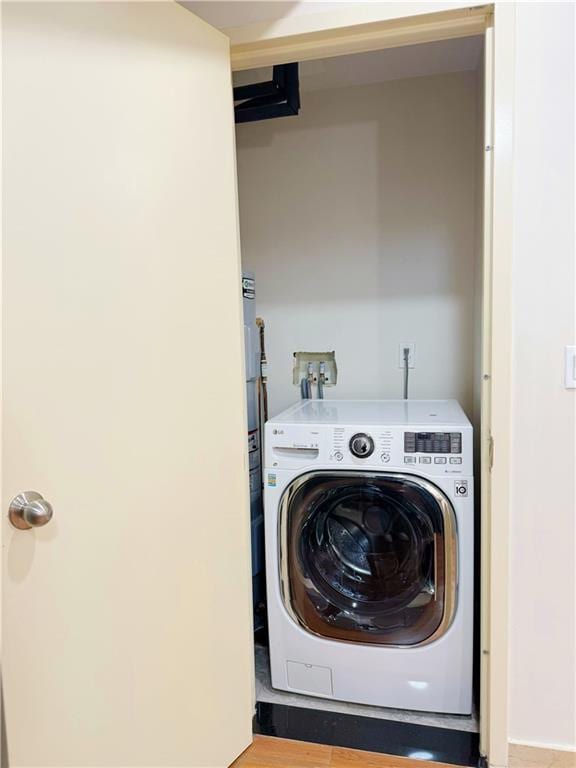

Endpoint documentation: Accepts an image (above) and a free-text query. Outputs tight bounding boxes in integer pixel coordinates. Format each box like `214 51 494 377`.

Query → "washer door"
279 471 457 646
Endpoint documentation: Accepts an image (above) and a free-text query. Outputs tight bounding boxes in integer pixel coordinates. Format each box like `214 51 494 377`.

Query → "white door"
2 3 253 766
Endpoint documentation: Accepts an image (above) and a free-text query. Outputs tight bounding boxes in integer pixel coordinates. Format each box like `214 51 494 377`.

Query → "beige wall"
237 71 480 420
508 1 575 752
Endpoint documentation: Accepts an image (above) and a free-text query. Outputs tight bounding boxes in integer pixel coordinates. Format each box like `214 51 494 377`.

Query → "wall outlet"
398 343 415 369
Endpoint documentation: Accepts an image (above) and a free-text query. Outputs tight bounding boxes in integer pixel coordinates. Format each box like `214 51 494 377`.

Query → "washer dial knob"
349 433 375 459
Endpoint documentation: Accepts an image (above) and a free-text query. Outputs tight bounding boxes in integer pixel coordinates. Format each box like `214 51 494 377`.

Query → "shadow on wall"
236 72 481 416
237 73 476 301
182 1 304 33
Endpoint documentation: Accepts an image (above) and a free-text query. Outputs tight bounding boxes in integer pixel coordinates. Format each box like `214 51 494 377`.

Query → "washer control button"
419 456 432 464
381 453 390 463
404 456 417 464
334 451 344 462
449 457 462 464
434 457 447 464
349 433 375 459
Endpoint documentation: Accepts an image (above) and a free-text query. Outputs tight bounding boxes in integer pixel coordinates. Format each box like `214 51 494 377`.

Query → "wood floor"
231 735 460 768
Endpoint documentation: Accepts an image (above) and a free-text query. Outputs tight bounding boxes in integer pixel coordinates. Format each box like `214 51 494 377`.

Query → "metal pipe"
256 317 268 422
318 361 326 399
403 346 410 400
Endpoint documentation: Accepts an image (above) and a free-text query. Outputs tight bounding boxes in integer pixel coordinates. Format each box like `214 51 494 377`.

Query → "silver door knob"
9 491 54 530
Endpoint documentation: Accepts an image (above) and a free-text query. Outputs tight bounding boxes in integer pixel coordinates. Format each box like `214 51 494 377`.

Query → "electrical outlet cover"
293 351 337 386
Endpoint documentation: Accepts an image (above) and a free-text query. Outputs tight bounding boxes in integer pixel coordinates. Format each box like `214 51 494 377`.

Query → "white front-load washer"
264 399 473 715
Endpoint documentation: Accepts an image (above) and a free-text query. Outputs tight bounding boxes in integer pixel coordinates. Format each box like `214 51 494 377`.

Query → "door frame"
229 4 514 767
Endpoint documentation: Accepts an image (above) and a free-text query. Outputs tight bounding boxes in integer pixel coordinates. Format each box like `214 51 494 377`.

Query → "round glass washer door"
279 471 457 646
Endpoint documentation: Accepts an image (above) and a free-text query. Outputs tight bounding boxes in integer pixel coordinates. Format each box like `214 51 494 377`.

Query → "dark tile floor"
254 701 481 767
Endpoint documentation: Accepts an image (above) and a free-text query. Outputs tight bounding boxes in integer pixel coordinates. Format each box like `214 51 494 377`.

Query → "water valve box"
292 351 337 387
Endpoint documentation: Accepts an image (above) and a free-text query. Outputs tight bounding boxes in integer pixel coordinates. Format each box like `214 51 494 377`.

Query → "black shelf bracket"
234 63 300 124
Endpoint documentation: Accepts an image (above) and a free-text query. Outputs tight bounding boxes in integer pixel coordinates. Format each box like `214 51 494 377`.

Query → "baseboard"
508 742 576 768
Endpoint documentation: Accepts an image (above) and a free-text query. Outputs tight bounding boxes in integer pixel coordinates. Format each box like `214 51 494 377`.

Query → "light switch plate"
565 346 576 389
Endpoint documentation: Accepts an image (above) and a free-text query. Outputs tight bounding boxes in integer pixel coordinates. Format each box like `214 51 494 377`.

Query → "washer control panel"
349 433 375 458
404 431 462 454
266 421 472 475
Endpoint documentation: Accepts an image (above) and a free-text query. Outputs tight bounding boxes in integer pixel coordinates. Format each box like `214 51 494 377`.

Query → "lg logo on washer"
455 480 468 497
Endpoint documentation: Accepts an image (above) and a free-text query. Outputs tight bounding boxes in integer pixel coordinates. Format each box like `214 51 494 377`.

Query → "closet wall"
237 70 480 421
508 2 576 749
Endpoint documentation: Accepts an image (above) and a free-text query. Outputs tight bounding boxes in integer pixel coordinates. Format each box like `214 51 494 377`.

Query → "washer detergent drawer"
286 660 333 696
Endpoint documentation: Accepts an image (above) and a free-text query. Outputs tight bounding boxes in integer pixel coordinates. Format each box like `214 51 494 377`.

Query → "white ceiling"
182 2 483 91
182 2 383 31
233 36 483 92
